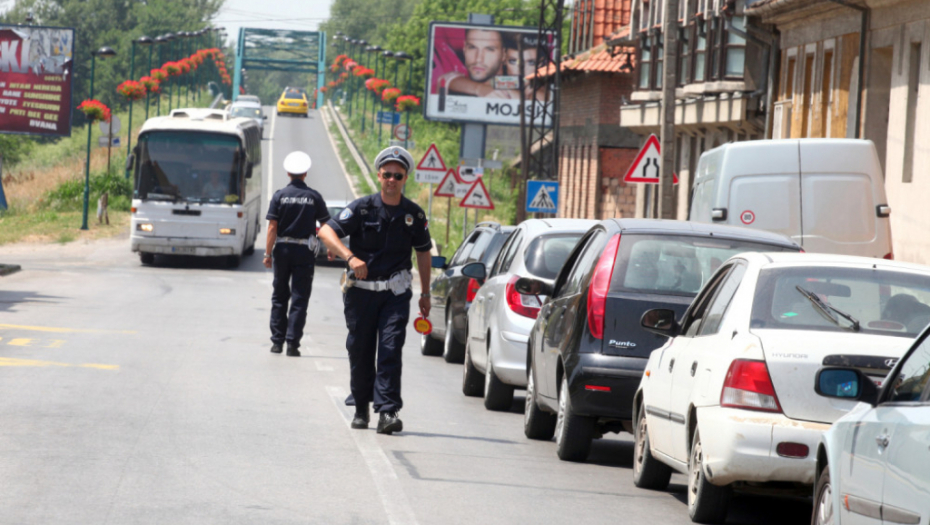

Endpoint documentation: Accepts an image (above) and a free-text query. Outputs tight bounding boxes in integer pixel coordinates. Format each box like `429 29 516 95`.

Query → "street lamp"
362 44 380 133
154 35 168 116
81 46 117 231
394 51 413 150
355 40 368 116
126 35 153 178
163 33 176 112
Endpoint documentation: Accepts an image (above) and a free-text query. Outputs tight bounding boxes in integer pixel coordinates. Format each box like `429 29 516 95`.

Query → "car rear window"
284 92 303 100
610 234 796 296
524 234 582 280
751 266 930 338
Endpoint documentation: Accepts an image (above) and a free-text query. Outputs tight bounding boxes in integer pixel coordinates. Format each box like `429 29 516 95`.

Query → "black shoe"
270 343 283 354
286 344 300 357
376 411 403 435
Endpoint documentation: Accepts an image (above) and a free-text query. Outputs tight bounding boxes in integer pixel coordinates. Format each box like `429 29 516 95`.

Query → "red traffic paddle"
414 316 432 335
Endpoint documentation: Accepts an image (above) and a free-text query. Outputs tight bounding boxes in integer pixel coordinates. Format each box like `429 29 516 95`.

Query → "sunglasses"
381 172 405 181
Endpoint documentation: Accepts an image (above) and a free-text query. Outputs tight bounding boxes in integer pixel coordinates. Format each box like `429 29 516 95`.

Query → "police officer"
318 146 432 435
264 151 331 357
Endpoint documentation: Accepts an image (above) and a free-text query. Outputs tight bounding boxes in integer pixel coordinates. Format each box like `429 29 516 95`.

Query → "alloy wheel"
815 480 834 525
688 438 703 509
634 413 648 477
524 373 536 426
555 378 567 446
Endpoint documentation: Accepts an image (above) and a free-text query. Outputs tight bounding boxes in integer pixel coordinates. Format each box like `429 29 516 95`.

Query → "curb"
327 100 377 191
0 264 22 276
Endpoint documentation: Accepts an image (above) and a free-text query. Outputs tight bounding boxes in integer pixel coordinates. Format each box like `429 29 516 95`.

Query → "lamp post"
379 50 395 147
81 46 117 231
126 36 153 178
155 35 168 116
363 44 379 133
356 40 368 117
345 37 354 116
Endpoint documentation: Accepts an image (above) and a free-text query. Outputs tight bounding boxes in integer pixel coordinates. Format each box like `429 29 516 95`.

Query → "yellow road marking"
0 357 118 370
46 340 66 348
0 324 136 334
8 338 33 346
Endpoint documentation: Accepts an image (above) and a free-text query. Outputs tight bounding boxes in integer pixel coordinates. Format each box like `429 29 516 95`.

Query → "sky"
211 0 334 44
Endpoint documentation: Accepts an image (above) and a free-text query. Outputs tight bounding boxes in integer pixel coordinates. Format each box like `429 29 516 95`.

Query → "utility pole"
658 0 679 219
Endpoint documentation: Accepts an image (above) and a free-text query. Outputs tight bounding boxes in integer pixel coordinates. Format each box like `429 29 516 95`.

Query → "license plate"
171 246 196 255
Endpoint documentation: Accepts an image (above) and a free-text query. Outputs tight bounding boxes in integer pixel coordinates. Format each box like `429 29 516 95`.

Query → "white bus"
128 108 264 267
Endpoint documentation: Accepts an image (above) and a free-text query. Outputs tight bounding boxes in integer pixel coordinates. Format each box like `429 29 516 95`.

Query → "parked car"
276 88 308 117
228 101 266 134
460 218 597 410
634 252 930 523
316 200 350 264
422 222 515 362
517 220 801 464
688 139 893 259
812 330 930 525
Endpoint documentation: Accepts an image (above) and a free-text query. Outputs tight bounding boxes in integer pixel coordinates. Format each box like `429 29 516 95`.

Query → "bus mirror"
125 153 135 172
245 163 254 179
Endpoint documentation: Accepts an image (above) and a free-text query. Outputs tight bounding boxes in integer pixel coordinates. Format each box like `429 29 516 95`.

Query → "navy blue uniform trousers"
270 243 315 348
343 286 411 413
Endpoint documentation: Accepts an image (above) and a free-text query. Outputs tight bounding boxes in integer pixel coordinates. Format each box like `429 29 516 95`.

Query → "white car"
317 200 350 263
461 218 597 411
632 252 930 524
228 101 266 134
812 332 930 525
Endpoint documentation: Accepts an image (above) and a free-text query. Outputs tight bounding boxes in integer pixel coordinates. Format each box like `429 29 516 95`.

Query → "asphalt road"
0 108 812 525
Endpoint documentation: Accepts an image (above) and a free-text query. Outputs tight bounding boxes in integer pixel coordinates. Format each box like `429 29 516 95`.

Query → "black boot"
351 404 370 429
286 343 300 357
270 343 283 354
376 411 403 435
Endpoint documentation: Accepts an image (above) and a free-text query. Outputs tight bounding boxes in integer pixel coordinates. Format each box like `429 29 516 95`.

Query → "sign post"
417 143 448 226
434 168 461 246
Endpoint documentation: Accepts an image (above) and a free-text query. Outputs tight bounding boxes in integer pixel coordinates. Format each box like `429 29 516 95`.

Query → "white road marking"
326 385 419 525
315 361 334 372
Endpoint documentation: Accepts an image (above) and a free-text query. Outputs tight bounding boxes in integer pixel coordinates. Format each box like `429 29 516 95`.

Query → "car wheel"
555 376 595 462
139 253 155 265
632 404 672 490
524 368 556 440
462 338 484 397
688 428 730 524
483 354 514 411
812 465 834 525
442 309 465 363
420 331 443 356
226 254 241 268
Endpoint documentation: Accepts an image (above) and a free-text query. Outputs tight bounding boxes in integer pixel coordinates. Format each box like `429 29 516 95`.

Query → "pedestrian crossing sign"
417 143 447 173
526 180 559 213
433 168 461 198
460 179 494 210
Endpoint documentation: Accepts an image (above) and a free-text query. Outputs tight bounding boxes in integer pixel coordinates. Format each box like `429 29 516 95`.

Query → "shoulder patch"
418 212 425 219
405 214 414 226
339 208 354 220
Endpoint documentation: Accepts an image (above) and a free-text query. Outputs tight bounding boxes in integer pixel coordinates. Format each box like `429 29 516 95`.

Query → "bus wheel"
140 253 155 265
226 255 241 268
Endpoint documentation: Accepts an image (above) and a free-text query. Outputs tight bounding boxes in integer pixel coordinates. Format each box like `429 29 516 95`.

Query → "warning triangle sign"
623 134 679 185
528 184 557 211
417 143 447 173
433 169 461 198
460 179 494 210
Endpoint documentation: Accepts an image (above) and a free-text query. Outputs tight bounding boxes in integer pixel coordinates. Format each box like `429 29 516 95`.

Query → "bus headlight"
137 223 154 232
219 228 236 235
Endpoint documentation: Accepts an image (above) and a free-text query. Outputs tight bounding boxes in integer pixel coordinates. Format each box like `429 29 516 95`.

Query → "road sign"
417 143 448 185
458 166 483 183
390 139 415 150
377 111 401 125
393 124 411 141
623 134 679 184
99 115 121 136
460 179 494 210
526 180 559 213
433 169 461 197
98 136 120 147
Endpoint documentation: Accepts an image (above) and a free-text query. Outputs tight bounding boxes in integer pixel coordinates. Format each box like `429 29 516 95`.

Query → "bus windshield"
135 131 242 204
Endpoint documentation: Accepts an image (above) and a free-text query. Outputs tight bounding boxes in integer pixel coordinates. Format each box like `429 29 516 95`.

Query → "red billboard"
0 25 74 137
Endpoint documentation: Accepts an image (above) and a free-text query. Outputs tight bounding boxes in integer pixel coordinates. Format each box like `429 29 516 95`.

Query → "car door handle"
668 359 675 373
488 293 495 301
876 433 890 449
690 361 698 377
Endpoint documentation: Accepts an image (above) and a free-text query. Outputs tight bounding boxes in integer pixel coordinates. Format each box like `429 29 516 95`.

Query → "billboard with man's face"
424 22 556 126
0 25 75 137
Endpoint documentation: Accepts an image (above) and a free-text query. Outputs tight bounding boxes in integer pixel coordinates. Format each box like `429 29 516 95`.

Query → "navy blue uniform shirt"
266 179 330 238
326 193 432 280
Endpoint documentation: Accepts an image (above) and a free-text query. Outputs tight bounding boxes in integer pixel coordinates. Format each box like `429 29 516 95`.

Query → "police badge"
405 214 414 226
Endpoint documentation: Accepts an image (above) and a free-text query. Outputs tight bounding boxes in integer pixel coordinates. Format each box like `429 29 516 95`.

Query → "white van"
689 139 893 259
128 108 264 267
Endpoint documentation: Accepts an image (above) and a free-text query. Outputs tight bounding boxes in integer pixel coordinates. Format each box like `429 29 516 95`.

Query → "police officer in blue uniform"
264 151 331 357
318 146 432 434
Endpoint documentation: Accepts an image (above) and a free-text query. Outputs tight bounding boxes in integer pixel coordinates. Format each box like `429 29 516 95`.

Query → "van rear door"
724 142 802 242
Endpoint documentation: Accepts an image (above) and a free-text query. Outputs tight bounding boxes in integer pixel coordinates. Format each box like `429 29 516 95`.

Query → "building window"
680 29 691 85
694 25 707 82
709 18 724 80
656 37 664 88
724 16 746 78
639 38 652 89
821 50 834 137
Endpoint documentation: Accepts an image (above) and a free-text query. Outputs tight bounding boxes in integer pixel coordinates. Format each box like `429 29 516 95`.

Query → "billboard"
424 22 556 126
0 25 75 137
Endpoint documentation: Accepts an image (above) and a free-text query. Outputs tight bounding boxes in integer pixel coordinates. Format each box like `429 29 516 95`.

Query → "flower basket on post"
381 88 401 103
365 78 390 95
163 62 182 77
395 95 420 112
140 76 160 95
77 99 111 123
117 80 146 101
150 68 167 82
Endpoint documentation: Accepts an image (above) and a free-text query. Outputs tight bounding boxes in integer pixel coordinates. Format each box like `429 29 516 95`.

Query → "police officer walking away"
264 151 331 357
318 146 432 434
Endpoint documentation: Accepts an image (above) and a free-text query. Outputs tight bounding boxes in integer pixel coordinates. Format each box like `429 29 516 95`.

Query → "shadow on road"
667 484 812 524
143 253 268 273
0 290 64 312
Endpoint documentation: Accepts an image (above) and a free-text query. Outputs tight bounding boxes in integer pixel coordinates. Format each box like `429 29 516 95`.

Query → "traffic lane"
268 107 354 206
0 240 390 524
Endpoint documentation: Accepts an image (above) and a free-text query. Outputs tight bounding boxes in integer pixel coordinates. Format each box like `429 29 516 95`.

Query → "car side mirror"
815 367 879 406
461 262 486 282
125 153 135 172
641 308 681 337
515 277 553 297
431 256 447 270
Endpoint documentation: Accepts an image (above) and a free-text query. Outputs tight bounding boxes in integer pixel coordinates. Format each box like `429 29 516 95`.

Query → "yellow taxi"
276 88 308 117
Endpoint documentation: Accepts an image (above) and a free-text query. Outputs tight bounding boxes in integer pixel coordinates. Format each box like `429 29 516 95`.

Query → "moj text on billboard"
424 22 556 127
0 25 74 137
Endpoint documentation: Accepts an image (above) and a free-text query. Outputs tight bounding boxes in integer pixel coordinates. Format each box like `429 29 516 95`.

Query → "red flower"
162 62 182 77
140 76 160 94
77 99 111 122
381 87 401 102
117 80 146 101
150 68 168 82
396 95 420 112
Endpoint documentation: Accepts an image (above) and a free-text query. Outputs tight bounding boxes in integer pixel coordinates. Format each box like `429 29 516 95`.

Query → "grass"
0 89 215 246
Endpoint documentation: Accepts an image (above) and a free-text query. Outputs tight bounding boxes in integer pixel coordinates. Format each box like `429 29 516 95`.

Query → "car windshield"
230 106 261 118
284 92 303 100
751 266 930 338
524 233 583 280
135 131 242 204
610 234 796 296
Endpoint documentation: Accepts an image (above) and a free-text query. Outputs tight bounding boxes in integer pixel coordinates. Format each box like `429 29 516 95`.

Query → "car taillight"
720 359 782 413
883 252 894 260
466 278 480 303
505 275 541 319
586 234 621 340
